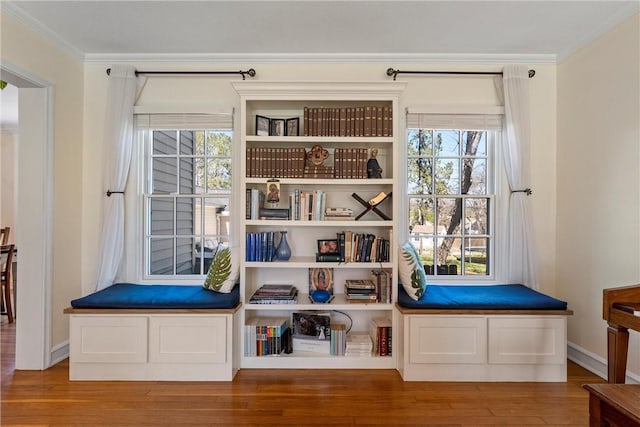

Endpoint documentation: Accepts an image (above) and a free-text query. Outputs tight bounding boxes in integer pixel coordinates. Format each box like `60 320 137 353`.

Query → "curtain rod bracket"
386 67 535 80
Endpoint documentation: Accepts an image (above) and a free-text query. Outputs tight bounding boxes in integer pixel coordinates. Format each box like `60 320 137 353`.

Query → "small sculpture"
367 148 383 178
307 144 329 167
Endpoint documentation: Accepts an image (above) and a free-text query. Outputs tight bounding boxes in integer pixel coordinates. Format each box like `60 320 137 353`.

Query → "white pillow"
203 246 239 293
398 241 427 301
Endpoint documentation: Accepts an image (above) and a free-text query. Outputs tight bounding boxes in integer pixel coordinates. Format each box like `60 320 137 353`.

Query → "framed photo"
286 117 299 136
265 180 280 204
308 267 334 294
255 115 270 136
317 239 339 255
270 118 285 136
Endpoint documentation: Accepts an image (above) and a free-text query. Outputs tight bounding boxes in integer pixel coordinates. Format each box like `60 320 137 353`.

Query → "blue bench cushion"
71 283 239 309
398 284 568 310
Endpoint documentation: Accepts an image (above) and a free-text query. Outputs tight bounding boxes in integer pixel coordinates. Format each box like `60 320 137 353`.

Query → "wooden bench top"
396 303 573 316
64 304 241 315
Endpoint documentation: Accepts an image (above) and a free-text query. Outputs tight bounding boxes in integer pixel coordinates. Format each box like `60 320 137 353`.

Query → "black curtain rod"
106 68 256 80
386 68 535 80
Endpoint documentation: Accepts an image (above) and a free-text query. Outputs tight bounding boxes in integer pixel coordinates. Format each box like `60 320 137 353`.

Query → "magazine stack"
345 331 372 357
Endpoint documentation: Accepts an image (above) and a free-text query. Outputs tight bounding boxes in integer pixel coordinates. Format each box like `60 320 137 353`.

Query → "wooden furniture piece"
234 81 405 369
0 227 10 245
583 383 640 426
603 283 640 383
63 307 241 381
396 306 573 381
1 244 15 323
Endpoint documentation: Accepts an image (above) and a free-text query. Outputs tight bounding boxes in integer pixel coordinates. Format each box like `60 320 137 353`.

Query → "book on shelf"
247 188 265 220
246 147 306 179
371 269 392 304
335 232 390 263
315 253 341 262
291 335 331 354
249 284 298 304
345 331 372 357
369 317 392 357
245 317 291 357
245 231 280 262
330 323 347 356
291 311 332 354
258 207 290 220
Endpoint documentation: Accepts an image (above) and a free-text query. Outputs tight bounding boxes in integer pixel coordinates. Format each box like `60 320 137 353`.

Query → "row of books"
370 317 392 356
337 231 391 263
245 231 281 262
290 189 326 221
345 332 373 357
249 284 298 305
330 323 347 356
244 317 291 357
302 106 393 137
245 147 373 180
246 147 306 178
371 269 392 304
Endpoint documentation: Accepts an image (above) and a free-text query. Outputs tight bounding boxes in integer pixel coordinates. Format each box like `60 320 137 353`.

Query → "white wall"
1 10 84 347
557 13 640 380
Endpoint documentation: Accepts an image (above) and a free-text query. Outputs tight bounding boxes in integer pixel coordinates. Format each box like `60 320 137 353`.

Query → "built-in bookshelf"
233 81 405 369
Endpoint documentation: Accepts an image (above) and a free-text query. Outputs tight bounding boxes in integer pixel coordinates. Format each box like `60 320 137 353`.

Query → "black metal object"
106 68 256 80
352 192 392 221
386 68 535 80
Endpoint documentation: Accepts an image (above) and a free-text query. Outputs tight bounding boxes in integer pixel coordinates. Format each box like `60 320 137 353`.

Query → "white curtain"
501 65 538 289
94 65 146 291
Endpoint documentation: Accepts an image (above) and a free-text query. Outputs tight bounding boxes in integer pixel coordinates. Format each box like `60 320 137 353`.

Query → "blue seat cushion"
71 283 239 309
398 283 567 310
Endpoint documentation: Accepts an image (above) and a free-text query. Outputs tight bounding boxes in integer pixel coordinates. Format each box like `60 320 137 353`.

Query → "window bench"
64 284 241 381
395 284 573 382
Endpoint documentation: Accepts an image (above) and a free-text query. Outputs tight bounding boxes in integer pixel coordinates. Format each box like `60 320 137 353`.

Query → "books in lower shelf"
345 331 372 357
369 317 392 357
292 311 332 354
245 317 291 357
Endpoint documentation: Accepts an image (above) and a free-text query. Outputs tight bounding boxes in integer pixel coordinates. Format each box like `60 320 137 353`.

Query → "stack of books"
345 331 372 357
345 279 378 303
249 284 298 304
324 207 354 221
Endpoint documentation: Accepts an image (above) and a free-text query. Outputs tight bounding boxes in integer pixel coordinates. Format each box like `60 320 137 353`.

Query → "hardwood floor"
1 318 605 426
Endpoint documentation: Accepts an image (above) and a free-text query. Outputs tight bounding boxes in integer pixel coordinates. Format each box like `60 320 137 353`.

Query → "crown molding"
85 52 558 65
1 2 85 62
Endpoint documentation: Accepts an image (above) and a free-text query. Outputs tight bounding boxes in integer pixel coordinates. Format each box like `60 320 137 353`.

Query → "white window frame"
403 106 508 283
123 112 234 284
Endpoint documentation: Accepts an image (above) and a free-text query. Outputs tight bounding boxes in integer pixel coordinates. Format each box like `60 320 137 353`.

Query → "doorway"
0 65 53 370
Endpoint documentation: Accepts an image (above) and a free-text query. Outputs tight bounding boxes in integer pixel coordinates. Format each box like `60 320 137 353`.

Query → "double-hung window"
406 110 503 278
136 113 233 279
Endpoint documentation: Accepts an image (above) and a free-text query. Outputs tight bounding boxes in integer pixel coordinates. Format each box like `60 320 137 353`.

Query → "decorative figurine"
367 148 383 178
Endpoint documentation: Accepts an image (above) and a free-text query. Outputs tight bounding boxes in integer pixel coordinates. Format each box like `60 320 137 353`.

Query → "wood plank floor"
1 319 605 426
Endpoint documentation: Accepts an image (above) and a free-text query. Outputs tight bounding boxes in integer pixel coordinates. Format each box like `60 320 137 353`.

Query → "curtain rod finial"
528 69 536 78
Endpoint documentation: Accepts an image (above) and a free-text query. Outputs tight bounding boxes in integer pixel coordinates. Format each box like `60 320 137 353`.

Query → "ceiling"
3 1 639 63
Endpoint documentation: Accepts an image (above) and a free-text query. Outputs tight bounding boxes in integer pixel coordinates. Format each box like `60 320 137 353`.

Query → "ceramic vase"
273 231 291 261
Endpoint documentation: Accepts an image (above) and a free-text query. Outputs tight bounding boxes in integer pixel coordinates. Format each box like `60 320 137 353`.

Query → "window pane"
434 130 460 156
408 197 434 233
153 130 177 155
436 197 461 235
176 237 195 275
149 237 174 275
150 198 174 235
407 129 432 156
407 158 433 194
179 157 195 194
180 130 195 155
207 159 232 192
464 237 489 276
176 198 194 235
465 158 487 194
152 157 177 194
463 130 486 156
435 159 460 195
465 198 489 235
207 130 232 156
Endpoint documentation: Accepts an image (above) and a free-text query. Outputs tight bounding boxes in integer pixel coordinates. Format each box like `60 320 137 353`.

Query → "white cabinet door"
149 316 227 364
409 316 487 364
70 315 147 363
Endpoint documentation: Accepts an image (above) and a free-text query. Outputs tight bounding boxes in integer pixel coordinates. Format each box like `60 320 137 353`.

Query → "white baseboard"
50 340 69 367
568 341 639 384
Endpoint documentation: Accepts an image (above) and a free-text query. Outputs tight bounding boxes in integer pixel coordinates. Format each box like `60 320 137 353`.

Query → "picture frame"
308 267 334 295
317 239 339 255
255 115 270 136
265 179 280 204
286 117 299 136
270 118 286 136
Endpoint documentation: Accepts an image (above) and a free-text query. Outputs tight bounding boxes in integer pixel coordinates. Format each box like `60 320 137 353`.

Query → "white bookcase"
233 82 405 369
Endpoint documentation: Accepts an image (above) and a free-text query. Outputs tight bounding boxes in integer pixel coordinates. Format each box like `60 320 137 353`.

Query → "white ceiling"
3 1 639 63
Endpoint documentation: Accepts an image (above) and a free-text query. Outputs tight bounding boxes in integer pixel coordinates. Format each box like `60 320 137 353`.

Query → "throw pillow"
203 246 238 293
398 241 427 301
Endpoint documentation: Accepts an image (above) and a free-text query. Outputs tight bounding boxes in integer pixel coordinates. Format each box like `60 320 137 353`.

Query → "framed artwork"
286 117 299 136
317 239 339 255
266 180 280 204
255 115 270 136
308 267 334 294
270 118 285 136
